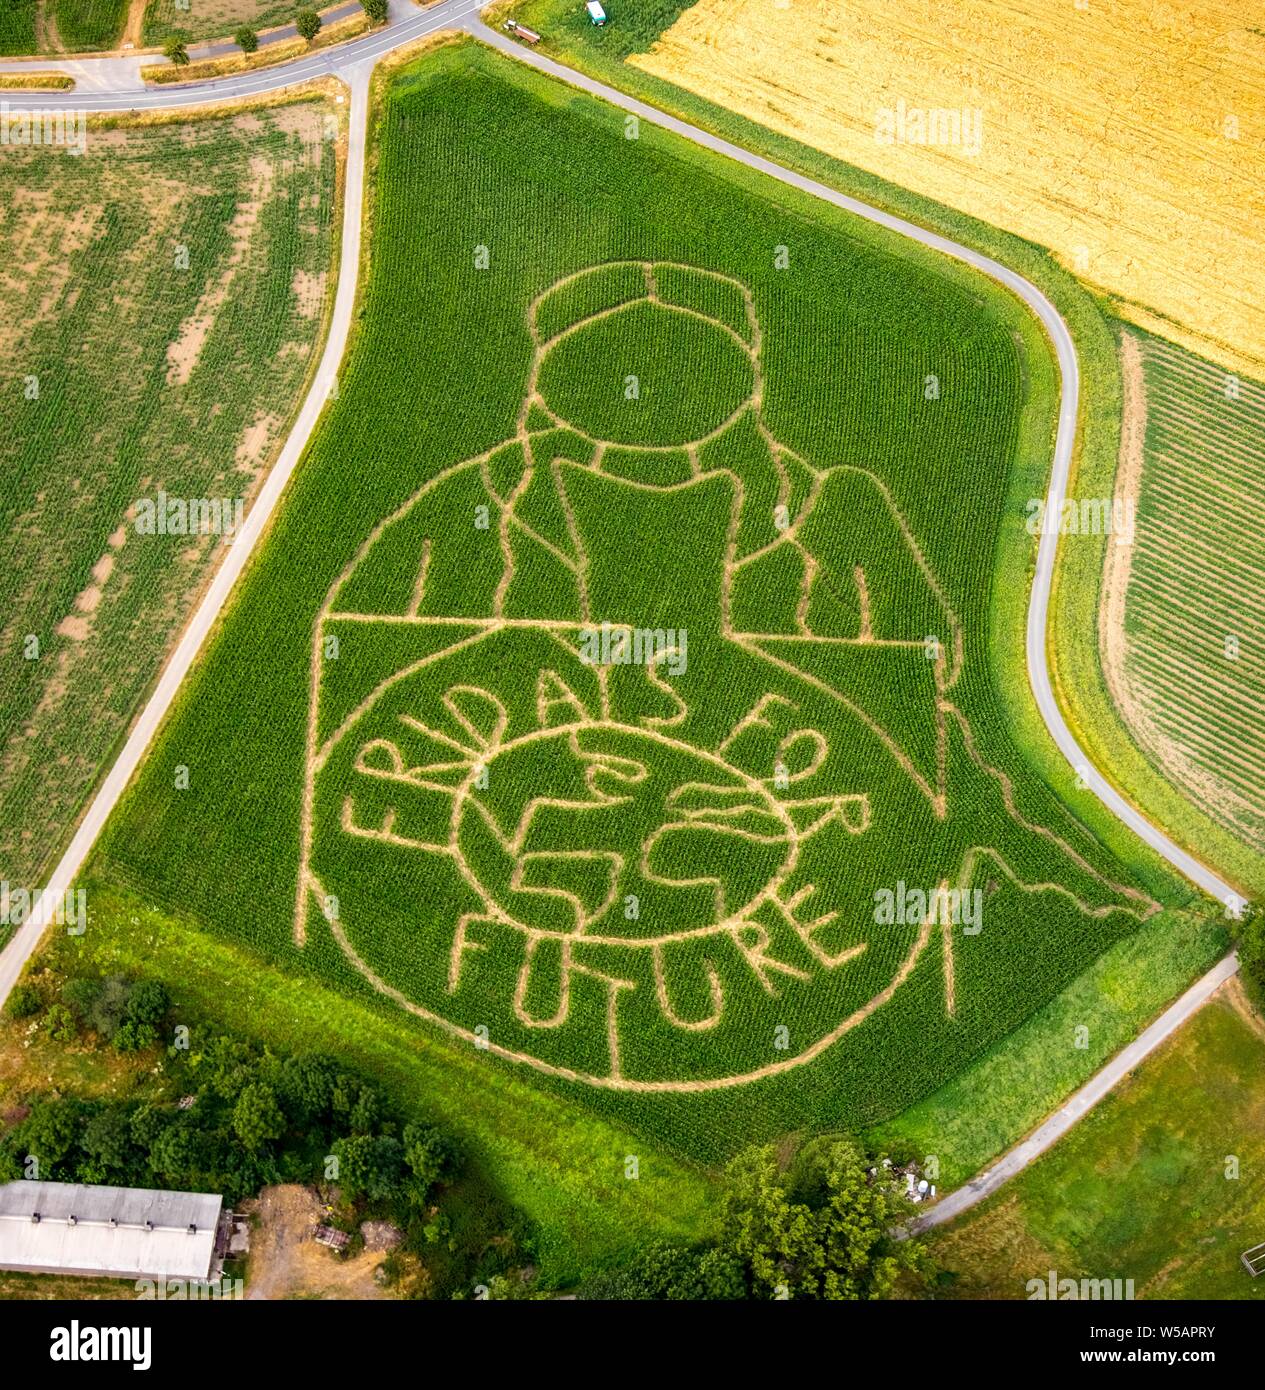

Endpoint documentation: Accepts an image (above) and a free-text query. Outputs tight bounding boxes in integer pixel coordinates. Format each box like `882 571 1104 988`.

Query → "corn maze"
98 48 1170 1141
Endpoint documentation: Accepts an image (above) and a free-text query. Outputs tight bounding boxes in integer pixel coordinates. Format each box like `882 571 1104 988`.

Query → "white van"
586 1 607 24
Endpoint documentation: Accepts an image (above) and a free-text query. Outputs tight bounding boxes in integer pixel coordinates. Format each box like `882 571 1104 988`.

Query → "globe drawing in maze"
296 262 1154 1090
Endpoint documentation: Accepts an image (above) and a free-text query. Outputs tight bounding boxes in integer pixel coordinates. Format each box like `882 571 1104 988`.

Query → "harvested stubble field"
95 43 1192 1162
1101 330 1265 884
0 98 337 891
616 0 1265 382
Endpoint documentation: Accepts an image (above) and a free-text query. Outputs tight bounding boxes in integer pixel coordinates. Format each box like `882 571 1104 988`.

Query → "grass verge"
929 987 1265 1299
143 13 371 84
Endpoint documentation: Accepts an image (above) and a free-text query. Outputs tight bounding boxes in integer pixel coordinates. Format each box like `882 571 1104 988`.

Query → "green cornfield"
93 43 1188 1162
0 0 38 54
49 0 129 50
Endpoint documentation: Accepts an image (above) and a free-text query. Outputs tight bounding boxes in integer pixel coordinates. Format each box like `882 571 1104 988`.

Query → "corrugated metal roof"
0 1181 222 1280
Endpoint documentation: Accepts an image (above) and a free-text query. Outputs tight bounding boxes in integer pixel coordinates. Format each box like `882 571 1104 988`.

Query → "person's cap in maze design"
527 261 761 448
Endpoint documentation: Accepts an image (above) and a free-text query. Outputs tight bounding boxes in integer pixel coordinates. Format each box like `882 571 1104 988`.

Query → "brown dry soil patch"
243 1186 392 1300
121 0 146 47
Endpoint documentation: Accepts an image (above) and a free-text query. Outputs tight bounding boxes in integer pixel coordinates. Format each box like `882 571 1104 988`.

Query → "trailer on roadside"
504 19 542 43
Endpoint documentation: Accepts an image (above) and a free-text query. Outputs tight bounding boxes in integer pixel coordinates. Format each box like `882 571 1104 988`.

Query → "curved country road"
0 0 1243 1225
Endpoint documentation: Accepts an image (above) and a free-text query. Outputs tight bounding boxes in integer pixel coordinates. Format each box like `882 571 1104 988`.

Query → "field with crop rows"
50 0 129 50
593 0 1265 382
1102 331 1265 872
0 0 38 53
0 98 337 892
94 43 1181 1159
144 0 302 47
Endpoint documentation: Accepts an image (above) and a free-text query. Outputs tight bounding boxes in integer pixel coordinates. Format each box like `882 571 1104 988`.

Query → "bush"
234 25 258 53
295 9 321 41
584 1240 746 1300
4 983 41 1020
88 975 131 1040
163 37 189 66
43 1003 77 1044
360 0 387 24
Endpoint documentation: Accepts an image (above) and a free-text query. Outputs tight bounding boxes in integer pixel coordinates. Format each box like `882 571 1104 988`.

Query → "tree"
295 9 321 41
81 1106 138 1177
348 1084 381 1136
402 1122 461 1201
232 1082 286 1152
129 1102 174 1152
8 1101 86 1180
164 37 190 66
148 1122 204 1186
1238 913 1265 1010
331 1134 405 1202
360 0 387 24
201 1035 258 1101
4 983 41 1019
720 1138 931 1300
234 24 258 52
276 1053 336 1125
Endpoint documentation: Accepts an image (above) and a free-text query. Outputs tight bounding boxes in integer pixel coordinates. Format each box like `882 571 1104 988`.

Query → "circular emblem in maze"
450 722 799 944
295 262 1149 1090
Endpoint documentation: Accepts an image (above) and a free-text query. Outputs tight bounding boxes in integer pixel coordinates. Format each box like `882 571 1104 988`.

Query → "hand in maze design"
296 262 1156 1090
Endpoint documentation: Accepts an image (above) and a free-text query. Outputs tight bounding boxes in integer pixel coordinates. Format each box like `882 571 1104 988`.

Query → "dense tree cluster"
583 1136 931 1300
1 974 460 1213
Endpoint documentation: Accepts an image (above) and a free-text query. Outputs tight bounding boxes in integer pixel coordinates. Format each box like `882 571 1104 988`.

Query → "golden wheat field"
632 0 1265 379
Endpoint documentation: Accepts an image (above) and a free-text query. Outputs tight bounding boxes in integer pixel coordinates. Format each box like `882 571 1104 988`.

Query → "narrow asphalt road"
910 953 1240 1231
0 2 1245 1226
